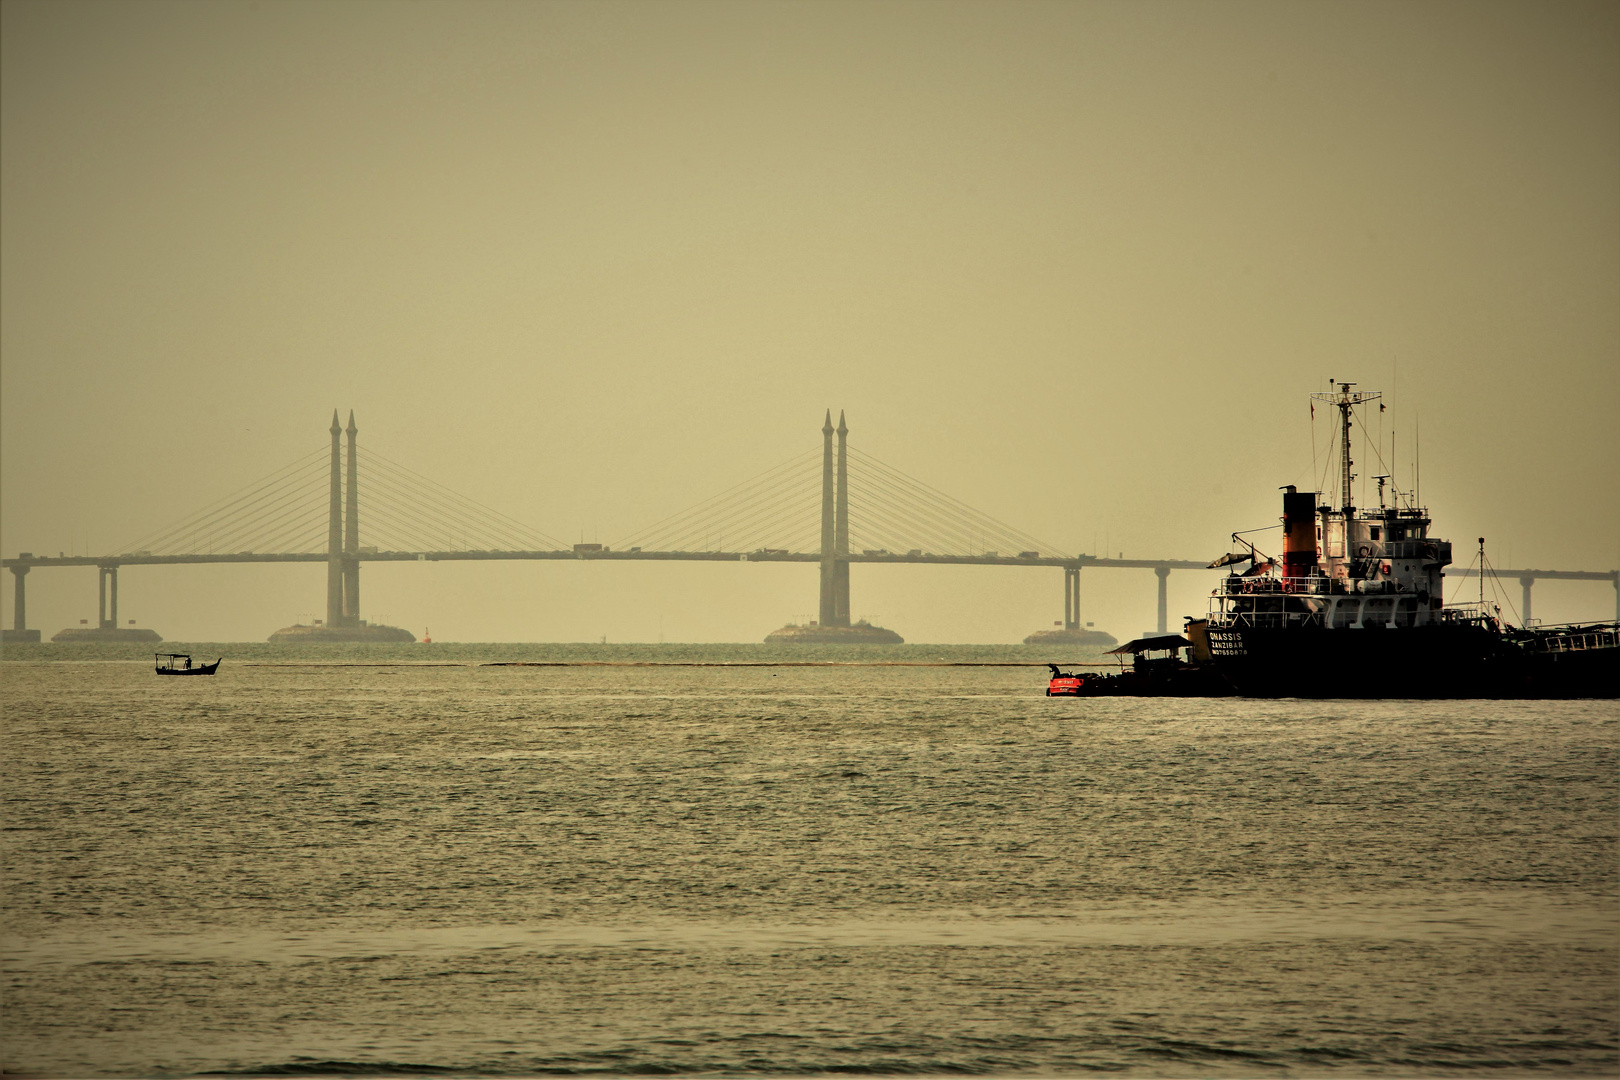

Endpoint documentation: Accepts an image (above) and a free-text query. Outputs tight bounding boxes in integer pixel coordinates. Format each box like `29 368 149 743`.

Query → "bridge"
3 411 1213 643
1441 566 1619 626
4 412 1616 641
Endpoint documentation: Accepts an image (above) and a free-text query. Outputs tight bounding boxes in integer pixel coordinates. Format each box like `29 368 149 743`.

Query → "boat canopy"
1108 636 1193 656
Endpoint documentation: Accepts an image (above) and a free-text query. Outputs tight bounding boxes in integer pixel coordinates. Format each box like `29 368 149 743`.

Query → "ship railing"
1528 625 1619 654
1205 608 1326 630
1439 602 1501 629
1215 575 1336 597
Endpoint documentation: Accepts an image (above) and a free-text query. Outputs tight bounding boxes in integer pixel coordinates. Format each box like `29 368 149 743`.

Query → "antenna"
1310 381 1381 513
1375 474 1389 509
1416 416 1422 510
1478 537 1485 607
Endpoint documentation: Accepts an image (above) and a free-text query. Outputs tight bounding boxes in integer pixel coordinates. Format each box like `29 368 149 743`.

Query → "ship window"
1369 527 1380 541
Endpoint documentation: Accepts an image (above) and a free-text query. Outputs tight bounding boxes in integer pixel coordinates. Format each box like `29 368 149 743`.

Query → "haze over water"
4 0 1617 643
4 646 1615 1076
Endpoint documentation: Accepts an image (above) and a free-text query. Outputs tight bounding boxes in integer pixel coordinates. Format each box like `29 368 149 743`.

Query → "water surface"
3 647 1615 1076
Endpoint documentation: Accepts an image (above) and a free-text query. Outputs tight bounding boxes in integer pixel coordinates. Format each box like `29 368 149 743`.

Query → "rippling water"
3 645 1616 1077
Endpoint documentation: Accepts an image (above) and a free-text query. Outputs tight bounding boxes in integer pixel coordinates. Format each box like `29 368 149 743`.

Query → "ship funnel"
1281 485 1318 580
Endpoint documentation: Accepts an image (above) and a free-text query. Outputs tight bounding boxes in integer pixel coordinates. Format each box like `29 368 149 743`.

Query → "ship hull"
1519 644 1620 699
1208 624 1529 698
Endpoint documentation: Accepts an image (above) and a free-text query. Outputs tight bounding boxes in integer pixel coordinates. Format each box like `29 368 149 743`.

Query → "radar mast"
1312 381 1381 512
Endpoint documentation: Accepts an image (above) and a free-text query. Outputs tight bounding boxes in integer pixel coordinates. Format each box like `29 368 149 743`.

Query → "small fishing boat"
155 653 220 676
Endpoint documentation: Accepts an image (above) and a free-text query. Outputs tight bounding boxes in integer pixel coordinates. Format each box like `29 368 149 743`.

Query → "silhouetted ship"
1196 383 1617 699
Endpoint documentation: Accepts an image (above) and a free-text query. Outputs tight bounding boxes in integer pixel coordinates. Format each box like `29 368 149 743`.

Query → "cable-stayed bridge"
4 412 1616 641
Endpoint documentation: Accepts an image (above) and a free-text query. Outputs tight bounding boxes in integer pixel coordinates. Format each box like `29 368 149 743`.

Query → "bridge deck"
6 553 1615 581
2 551 1218 571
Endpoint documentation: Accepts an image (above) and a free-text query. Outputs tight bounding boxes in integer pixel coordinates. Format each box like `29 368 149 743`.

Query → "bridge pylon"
816 410 853 628
834 410 850 627
344 410 359 626
327 410 343 628
818 411 836 626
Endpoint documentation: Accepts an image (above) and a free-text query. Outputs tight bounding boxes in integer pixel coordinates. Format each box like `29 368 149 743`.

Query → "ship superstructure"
1209 384 1457 638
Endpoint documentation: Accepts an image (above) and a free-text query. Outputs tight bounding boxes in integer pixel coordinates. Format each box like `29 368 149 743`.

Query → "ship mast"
1312 381 1381 512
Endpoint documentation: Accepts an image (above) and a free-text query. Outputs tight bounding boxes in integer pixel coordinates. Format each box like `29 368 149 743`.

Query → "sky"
2 0 1616 643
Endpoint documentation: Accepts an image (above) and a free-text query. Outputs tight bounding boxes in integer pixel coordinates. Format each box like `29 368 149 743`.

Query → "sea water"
2 644 1615 1077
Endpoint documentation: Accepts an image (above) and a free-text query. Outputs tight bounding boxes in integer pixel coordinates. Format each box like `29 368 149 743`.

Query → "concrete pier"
98 564 119 628
49 563 159 641
13 563 28 631
4 563 39 643
1023 565 1117 647
1065 566 1080 629
1155 565 1170 634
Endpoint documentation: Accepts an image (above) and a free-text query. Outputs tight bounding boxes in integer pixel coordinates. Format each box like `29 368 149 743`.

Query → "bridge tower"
326 410 343 628
343 411 359 626
833 410 850 627
817 410 853 628
819 411 836 626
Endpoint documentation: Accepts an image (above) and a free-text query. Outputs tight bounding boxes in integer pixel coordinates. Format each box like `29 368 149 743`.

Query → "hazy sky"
3 0 1616 642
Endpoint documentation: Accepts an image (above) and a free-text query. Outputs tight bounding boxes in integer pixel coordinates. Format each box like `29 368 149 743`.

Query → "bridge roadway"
4 550 1612 583
0 551 1208 569
6 552 1616 635
3 549 1212 640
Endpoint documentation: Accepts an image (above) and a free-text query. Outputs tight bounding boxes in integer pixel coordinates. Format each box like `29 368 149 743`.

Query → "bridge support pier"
1155 565 1170 635
1520 576 1534 625
11 564 28 632
98 565 118 629
1063 566 1081 630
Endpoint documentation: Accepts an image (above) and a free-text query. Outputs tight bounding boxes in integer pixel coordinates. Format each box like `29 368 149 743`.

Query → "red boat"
1045 665 1090 695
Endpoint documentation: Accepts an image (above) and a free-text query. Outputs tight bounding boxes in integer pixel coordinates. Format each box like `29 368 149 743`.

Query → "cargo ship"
1198 383 1617 698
